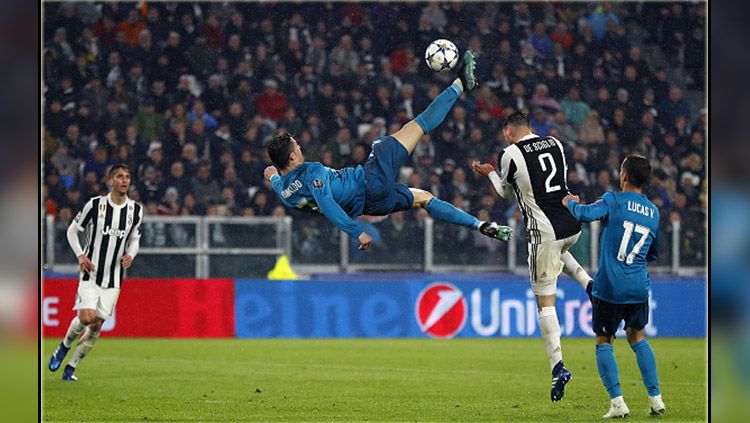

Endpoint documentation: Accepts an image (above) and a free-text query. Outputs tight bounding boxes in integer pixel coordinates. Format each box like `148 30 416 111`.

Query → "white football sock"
561 251 592 289
62 316 86 348
538 306 563 370
68 325 101 368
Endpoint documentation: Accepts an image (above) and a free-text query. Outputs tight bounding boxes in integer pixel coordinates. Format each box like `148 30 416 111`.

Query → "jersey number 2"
538 153 561 193
617 220 650 265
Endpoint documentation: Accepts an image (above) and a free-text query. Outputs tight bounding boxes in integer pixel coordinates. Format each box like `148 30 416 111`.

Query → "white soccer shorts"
527 232 581 296
73 280 121 320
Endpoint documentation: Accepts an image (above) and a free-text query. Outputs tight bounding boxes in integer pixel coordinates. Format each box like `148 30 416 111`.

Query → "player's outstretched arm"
472 160 513 199
563 193 611 222
306 167 368 249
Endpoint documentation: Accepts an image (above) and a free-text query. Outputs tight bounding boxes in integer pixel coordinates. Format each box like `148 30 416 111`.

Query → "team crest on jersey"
312 179 324 189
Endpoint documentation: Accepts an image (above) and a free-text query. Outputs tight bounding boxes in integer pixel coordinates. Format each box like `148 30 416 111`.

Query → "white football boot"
602 396 630 419
648 394 666 416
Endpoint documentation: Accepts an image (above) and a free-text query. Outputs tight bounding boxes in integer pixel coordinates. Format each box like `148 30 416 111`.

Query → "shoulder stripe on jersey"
95 203 114 286
82 197 101 281
107 206 128 288
81 199 96 227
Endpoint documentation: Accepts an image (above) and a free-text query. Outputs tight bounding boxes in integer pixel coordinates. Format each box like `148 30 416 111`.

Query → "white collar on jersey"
106 193 129 208
517 133 540 142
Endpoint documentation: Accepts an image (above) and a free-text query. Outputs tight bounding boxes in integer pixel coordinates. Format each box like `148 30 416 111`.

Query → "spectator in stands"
588 2 620 40
560 85 591 127
552 111 579 145
659 86 690 128
83 145 111 181
40 1 704 263
191 161 221 207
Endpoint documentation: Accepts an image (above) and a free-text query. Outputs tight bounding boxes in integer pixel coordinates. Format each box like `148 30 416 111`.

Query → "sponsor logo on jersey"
312 179 324 189
102 225 127 239
415 283 467 338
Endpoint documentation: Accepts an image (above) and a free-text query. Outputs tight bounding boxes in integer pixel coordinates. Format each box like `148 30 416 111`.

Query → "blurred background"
40 1 705 277
34 1 712 422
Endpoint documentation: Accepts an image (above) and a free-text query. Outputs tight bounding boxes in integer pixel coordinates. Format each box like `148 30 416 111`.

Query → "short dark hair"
268 133 294 169
108 164 130 179
503 111 530 128
622 155 651 188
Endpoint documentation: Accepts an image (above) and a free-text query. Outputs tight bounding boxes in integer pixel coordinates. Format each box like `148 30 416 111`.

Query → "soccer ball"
425 39 460 72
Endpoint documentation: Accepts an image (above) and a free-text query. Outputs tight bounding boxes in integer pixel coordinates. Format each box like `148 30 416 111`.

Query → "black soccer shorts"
591 296 649 338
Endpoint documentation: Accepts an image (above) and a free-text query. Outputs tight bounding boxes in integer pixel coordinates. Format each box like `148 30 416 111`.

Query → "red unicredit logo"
415 283 467 338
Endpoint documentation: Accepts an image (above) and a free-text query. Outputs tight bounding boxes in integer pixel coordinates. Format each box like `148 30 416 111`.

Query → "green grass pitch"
43 338 706 422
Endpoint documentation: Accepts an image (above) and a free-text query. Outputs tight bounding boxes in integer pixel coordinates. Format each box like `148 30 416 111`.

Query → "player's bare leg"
409 188 511 241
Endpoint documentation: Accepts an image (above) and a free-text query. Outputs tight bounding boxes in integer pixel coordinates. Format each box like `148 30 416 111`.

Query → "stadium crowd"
43 2 705 265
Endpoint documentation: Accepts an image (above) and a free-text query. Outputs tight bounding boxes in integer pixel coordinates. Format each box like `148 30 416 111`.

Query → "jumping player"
472 111 595 402
264 52 512 249
563 155 665 418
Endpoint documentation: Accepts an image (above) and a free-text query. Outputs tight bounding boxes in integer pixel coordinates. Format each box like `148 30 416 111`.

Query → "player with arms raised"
265 52 513 249
563 155 665 418
472 111 594 402
47 164 143 381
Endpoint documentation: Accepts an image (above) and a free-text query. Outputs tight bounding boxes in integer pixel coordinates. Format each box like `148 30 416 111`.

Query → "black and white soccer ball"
425 39 460 72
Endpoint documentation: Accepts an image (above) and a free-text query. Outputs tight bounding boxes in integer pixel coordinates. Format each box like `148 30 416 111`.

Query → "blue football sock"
631 339 661 396
425 198 480 230
415 82 462 133
596 344 622 399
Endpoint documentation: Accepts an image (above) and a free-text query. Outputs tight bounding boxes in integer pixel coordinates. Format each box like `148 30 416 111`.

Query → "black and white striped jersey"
489 134 581 244
68 194 143 288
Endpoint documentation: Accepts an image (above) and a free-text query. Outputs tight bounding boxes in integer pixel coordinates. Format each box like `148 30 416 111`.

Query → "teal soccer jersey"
270 136 416 240
271 162 367 239
566 191 660 304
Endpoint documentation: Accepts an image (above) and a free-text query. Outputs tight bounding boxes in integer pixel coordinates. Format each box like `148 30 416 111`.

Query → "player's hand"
562 194 580 207
77 254 95 272
264 166 279 181
471 161 495 177
357 232 373 251
121 255 133 269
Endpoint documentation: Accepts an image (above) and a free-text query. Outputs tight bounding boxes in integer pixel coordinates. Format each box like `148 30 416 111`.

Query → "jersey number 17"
617 220 650 265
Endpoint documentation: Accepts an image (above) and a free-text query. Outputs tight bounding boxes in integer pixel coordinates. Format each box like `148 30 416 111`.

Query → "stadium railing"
43 215 703 278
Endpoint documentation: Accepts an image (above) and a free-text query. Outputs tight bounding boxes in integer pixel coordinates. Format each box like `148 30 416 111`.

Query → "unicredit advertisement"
234 276 706 338
42 279 235 338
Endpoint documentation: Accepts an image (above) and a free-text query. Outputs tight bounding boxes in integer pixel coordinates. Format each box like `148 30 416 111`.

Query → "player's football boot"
648 394 665 416
62 364 78 381
586 280 594 303
550 360 572 402
48 342 70 372
602 396 630 418
455 50 478 92
479 222 512 241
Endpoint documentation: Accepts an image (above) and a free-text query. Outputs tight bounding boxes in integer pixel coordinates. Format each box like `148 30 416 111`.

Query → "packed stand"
43 2 706 265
